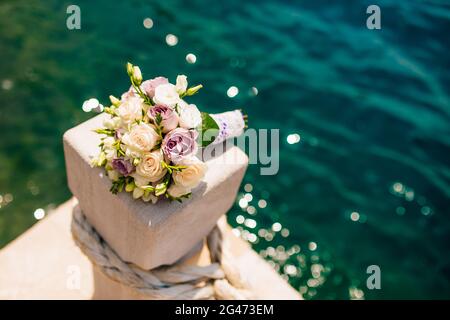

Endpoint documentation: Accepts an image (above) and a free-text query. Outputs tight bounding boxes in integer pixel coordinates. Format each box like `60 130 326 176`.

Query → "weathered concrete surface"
0 199 301 300
63 113 249 270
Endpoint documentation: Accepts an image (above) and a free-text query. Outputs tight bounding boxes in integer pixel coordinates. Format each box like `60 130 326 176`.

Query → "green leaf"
198 112 219 147
140 185 155 192
155 113 163 125
94 128 115 136
166 192 192 202
110 176 126 194
161 161 187 174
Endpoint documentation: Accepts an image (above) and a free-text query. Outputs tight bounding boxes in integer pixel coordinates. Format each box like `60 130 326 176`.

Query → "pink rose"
148 105 179 133
141 77 169 98
121 85 137 100
162 128 198 163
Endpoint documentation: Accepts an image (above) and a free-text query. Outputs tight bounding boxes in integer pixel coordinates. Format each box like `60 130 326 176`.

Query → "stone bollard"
63 113 248 270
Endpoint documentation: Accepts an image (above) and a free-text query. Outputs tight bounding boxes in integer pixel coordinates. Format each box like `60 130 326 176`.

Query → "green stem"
130 77 153 105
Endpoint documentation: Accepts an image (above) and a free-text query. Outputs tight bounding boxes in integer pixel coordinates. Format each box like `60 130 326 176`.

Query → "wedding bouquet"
91 63 246 203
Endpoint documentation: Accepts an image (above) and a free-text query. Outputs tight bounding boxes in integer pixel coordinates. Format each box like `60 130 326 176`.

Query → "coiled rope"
71 206 253 300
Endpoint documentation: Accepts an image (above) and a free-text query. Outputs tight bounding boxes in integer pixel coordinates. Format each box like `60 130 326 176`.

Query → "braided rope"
71 206 253 300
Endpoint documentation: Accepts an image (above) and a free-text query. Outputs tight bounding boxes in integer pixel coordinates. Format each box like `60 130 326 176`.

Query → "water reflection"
33 208 45 220
1 79 13 91
165 34 178 46
185 53 197 64
143 18 153 29
0 0 448 300
227 86 239 98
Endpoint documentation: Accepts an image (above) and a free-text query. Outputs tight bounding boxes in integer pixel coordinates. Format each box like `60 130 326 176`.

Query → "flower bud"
176 75 188 94
133 66 142 85
132 187 144 199
103 107 114 115
185 84 203 96
155 182 167 196
126 62 133 76
109 95 121 107
97 151 106 167
125 182 135 192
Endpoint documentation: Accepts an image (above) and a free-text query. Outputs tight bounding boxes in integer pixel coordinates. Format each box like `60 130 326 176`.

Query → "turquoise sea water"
0 0 449 299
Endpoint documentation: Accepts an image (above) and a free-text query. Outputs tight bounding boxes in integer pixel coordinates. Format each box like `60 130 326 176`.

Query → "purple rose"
141 77 169 98
111 158 135 176
148 105 179 133
162 128 198 163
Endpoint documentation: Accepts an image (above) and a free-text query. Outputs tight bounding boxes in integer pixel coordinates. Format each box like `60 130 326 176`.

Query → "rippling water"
0 0 449 299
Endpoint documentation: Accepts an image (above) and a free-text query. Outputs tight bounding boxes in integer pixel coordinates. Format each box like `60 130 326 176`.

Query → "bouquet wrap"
210 110 246 145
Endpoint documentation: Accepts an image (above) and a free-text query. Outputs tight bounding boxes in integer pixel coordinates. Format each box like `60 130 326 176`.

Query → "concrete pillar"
63 114 249 270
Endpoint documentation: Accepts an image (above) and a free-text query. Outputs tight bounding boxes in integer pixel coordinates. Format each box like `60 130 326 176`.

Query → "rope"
71 206 253 300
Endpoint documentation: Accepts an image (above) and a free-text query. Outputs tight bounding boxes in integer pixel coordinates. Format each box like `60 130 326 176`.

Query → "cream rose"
135 150 167 182
116 96 143 124
167 183 191 198
153 83 180 108
122 123 159 157
172 157 207 189
178 103 202 129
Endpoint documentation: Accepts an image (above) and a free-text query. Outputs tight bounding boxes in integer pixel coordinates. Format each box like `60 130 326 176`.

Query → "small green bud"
126 62 133 76
133 158 140 166
103 107 116 115
155 183 167 196
109 95 121 107
97 152 106 167
185 84 203 96
125 182 135 192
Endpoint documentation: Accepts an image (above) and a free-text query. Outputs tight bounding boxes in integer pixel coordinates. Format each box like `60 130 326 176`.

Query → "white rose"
103 116 121 130
102 137 117 161
105 150 115 162
103 137 115 148
167 184 191 198
172 156 207 189
116 96 143 124
178 103 202 129
153 83 180 108
175 75 188 94
122 123 159 157
135 150 167 182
